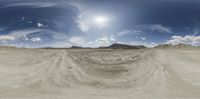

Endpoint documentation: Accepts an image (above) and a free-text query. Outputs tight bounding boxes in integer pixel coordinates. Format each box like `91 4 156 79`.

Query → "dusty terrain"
0 48 200 99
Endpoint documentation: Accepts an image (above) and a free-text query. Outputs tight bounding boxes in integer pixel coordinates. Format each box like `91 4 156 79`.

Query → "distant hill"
70 46 92 49
0 46 18 49
154 44 196 49
70 46 83 49
99 43 147 49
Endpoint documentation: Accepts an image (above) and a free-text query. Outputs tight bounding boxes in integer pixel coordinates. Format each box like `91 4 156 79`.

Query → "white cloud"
68 36 85 46
68 35 117 47
2 3 57 8
71 3 92 32
67 35 151 48
130 41 157 47
167 35 200 45
93 36 116 47
0 29 43 44
67 34 118 47
76 17 91 32
141 37 146 40
31 37 42 42
37 23 45 28
0 35 15 41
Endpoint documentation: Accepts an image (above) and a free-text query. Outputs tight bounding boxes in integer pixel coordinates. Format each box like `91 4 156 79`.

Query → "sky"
0 0 200 48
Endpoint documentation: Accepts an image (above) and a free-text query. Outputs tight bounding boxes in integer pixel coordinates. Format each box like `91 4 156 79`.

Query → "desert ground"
0 48 200 99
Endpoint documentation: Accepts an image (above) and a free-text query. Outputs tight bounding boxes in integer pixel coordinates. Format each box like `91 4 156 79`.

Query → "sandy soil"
0 48 200 99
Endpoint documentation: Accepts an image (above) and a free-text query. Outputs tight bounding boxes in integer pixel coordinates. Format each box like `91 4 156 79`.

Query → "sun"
93 16 108 28
95 16 107 24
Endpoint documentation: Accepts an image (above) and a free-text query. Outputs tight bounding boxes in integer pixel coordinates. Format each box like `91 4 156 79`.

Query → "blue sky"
0 0 200 48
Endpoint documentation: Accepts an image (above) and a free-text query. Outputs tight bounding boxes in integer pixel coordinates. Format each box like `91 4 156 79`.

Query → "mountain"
154 43 195 49
99 43 147 49
70 46 83 49
0 46 19 49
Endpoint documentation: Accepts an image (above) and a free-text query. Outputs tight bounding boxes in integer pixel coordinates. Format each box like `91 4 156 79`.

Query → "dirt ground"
0 48 200 99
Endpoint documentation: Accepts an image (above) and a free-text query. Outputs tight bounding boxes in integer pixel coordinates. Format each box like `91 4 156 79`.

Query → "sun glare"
95 16 107 23
93 16 108 28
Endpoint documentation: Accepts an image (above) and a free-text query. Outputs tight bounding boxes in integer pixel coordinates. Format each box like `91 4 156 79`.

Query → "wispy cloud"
31 37 42 42
7 29 42 39
149 24 172 33
117 24 172 38
136 24 172 34
0 28 5 31
117 30 142 36
2 3 57 8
